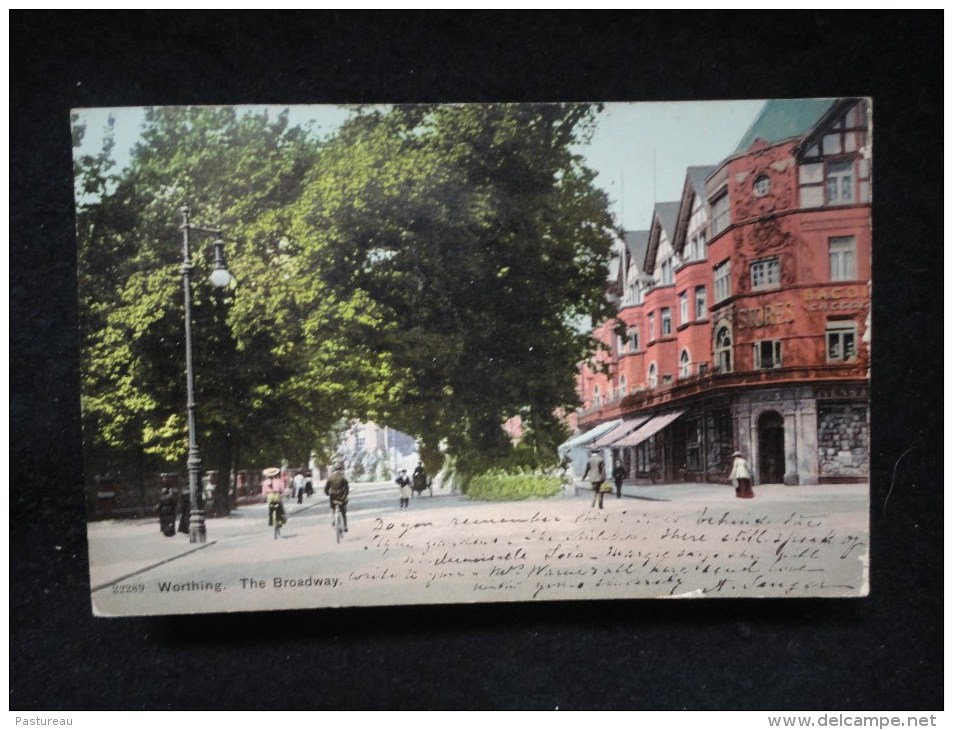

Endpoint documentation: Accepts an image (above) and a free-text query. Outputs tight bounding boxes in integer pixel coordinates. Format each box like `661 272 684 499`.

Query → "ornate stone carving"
733 150 797 223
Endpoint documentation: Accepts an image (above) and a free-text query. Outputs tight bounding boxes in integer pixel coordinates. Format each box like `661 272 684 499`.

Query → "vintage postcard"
75 99 871 616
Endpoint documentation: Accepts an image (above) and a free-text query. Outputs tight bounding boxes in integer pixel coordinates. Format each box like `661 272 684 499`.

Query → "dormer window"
826 161 855 204
798 101 870 208
688 232 706 261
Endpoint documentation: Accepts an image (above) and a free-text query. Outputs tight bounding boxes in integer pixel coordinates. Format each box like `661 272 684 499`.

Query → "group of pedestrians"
155 460 440 538
156 486 191 537
579 447 756 507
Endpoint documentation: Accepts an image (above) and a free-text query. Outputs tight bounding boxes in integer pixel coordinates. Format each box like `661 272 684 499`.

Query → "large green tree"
77 107 393 513
288 104 618 479
78 102 618 508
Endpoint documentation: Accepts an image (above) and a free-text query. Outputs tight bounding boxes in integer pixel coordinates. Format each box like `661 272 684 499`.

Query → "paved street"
88 479 869 616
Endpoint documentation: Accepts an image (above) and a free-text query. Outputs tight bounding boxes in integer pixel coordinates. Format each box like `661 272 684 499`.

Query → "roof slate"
686 165 716 200
654 201 681 240
733 98 837 155
624 230 650 270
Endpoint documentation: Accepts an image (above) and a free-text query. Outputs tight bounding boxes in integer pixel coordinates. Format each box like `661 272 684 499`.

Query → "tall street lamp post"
180 206 234 543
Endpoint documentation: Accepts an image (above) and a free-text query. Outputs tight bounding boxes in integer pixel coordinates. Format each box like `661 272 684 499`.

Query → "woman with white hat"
262 467 287 530
729 451 754 499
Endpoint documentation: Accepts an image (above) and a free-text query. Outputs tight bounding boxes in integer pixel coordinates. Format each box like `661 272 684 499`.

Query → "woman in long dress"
729 451 755 499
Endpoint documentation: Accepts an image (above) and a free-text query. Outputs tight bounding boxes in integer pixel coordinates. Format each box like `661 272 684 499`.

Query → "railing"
577 362 868 424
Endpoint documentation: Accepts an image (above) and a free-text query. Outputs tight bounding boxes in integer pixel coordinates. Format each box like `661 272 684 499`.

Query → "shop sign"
735 302 795 329
814 385 869 400
802 286 870 312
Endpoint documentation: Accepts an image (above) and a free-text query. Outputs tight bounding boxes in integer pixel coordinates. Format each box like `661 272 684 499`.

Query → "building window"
679 349 691 378
627 281 639 304
714 260 731 303
753 340 782 369
685 417 702 471
827 321 857 362
619 374 627 395
697 232 707 260
818 404 869 477
706 408 734 473
695 285 707 320
826 160 855 204
711 191 730 237
628 327 639 352
648 363 657 389
679 291 689 325
715 324 732 373
829 236 857 281
661 307 672 336
751 257 781 290
592 385 601 406
648 312 655 341
659 259 673 286
753 175 771 197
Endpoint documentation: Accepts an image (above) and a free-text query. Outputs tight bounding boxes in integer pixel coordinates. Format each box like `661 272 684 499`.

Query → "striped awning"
587 416 654 449
558 419 622 452
612 410 686 447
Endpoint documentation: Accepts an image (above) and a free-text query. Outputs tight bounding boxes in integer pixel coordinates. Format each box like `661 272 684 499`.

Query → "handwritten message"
344 504 868 601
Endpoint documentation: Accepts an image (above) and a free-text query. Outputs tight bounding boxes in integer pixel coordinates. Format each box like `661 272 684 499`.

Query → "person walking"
177 491 190 535
729 451 755 499
293 470 305 504
412 462 428 497
157 485 177 537
582 449 608 509
612 459 625 499
396 469 411 510
324 463 350 532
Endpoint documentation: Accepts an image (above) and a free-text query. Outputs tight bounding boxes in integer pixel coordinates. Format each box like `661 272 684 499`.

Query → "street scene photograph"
74 99 872 617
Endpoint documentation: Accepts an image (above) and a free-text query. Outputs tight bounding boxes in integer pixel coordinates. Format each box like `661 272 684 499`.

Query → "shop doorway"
758 411 785 484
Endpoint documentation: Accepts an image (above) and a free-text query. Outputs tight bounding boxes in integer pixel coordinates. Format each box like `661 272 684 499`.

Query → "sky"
73 100 766 231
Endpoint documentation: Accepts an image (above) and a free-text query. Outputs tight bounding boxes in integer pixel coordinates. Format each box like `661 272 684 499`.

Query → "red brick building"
570 98 871 485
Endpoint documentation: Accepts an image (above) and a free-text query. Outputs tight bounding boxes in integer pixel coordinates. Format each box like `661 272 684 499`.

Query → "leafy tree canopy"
76 102 618 494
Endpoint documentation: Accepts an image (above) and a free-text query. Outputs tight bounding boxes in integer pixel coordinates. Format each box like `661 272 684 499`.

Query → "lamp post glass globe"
209 238 233 288
209 267 233 288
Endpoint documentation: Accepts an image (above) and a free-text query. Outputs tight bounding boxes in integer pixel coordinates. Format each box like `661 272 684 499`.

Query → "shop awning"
558 419 622 453
587 416 654 449
612 410 686 447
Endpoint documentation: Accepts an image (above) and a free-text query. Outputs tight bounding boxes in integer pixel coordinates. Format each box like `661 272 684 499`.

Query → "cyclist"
324 462 350 532
262 467 287 529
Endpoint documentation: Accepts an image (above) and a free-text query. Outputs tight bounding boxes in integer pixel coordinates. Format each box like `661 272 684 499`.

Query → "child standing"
396 469 412 509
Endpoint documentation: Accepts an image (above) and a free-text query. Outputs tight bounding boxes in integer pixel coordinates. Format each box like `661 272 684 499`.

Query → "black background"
10 11 943 710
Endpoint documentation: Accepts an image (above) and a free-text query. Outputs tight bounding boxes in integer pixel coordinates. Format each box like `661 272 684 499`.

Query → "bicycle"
331 499 346 543
267 493 285 539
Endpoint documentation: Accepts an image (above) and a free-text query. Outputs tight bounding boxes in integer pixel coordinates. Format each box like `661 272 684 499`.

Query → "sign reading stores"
803 286 870 312
736 302 795 329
